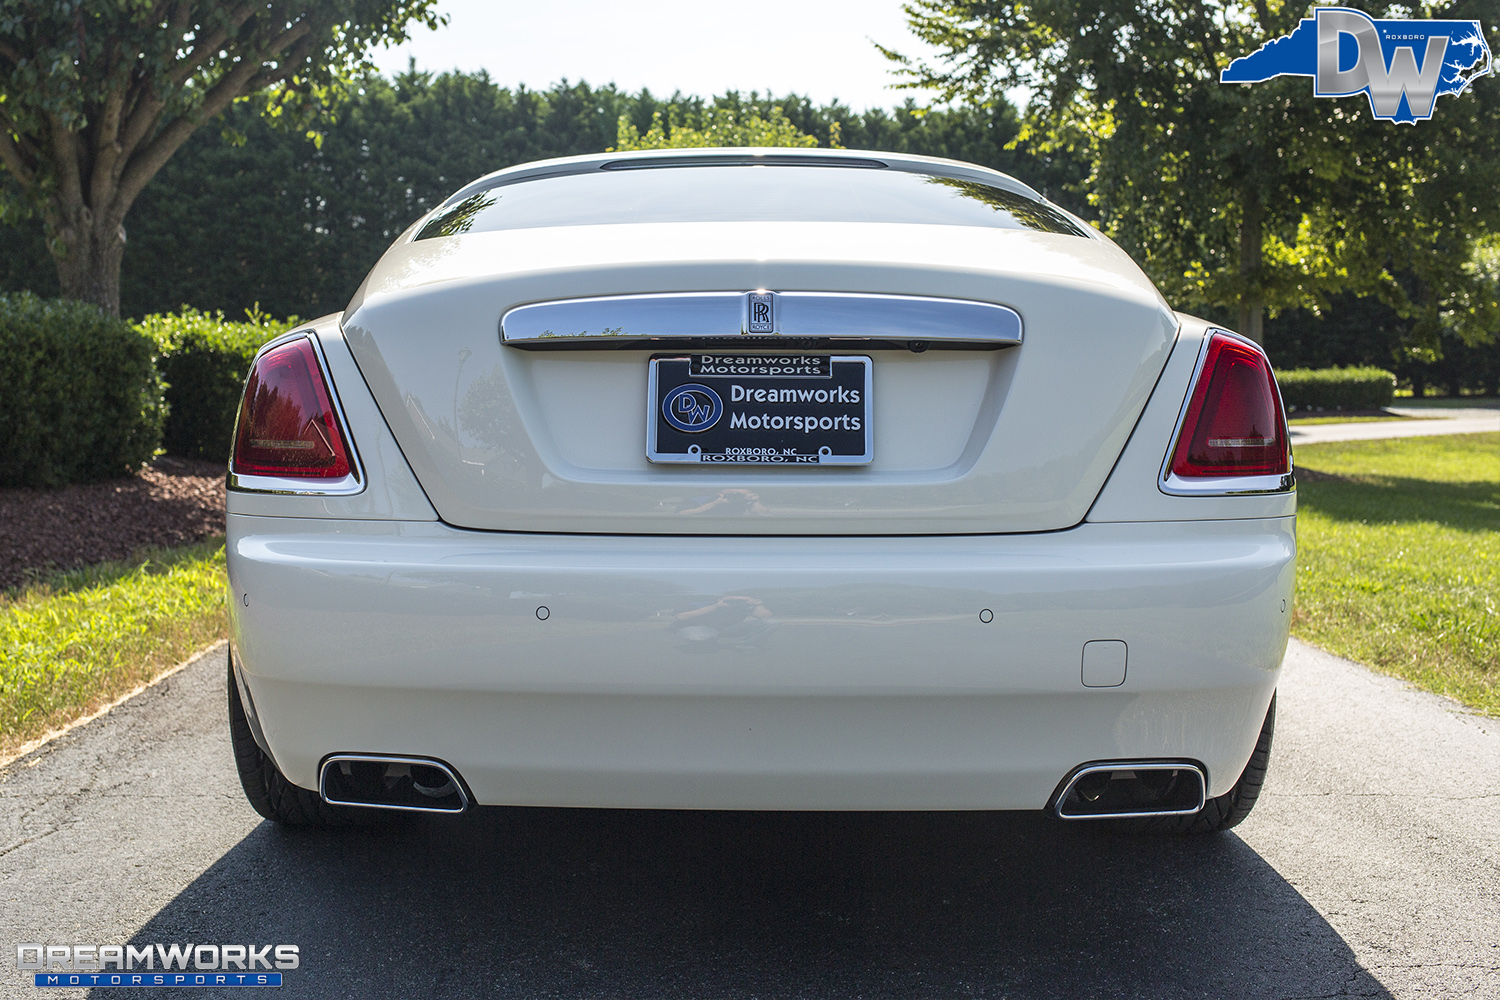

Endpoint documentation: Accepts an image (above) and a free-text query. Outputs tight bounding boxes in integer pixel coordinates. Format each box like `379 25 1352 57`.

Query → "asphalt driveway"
1289 404 1500 445
1 640 1495 999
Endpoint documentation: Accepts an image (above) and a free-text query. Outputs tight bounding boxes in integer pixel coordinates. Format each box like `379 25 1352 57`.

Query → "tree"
670 90 1091 212
0 74 1086 318
611 105 824 150
886 1 1500 347
108 72 633 318
0 1 443 316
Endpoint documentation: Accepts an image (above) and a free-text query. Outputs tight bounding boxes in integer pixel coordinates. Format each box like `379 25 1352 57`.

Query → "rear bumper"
227 514 1294 810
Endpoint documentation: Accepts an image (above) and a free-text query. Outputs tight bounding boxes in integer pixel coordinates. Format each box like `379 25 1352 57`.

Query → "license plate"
648 354 872 465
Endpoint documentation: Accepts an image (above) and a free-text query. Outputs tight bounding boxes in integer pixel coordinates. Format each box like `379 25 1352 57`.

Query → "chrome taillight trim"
1158 327 1294 497
1162 469 1296 495
227 331 366 497
500 291 1024 349
229 469 364 495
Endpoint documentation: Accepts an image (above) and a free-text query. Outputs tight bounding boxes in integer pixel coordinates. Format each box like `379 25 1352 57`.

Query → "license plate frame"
647 354 873 466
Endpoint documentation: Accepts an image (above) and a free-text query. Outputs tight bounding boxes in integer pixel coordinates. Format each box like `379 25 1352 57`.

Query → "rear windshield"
414 165 1089 240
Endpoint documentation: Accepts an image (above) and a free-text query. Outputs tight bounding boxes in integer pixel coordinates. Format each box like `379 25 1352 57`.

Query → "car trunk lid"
341 221 1177 535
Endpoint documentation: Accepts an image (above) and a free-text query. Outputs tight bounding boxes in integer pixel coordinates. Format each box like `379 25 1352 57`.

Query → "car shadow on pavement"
109 807 1390 1000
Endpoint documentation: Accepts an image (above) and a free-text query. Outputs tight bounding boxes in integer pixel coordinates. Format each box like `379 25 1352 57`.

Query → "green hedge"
138 307 297 460
1277 366 1397 412
0 293 165 487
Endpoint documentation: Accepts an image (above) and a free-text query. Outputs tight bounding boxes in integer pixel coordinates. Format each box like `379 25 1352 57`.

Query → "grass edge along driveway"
1292 432 1499 717
0 539 227 761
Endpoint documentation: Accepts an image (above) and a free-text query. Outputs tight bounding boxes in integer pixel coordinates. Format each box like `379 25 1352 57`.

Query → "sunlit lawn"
1293 433 1499 715
0 539 227 759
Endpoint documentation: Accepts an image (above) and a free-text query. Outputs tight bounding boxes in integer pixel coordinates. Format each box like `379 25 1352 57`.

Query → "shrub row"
0 294 165 487
137 307 296 460
0 296 295 487
1277 365 1397 412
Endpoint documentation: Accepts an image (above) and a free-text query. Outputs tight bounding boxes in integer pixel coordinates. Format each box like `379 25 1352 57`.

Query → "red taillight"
1168 333 1289 479
231 338 353 479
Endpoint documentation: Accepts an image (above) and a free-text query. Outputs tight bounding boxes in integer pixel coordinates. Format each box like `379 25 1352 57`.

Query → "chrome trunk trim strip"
500 291 1024 349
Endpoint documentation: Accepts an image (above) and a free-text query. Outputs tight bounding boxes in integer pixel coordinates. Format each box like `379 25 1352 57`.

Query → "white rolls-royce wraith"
225 147 1293 833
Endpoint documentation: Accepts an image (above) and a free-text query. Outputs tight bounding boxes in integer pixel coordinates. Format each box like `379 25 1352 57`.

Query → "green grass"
0 539 227 758
1294 433 1500 715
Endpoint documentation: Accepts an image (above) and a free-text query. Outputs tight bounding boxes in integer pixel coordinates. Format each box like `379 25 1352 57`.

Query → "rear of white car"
224 148 1294 830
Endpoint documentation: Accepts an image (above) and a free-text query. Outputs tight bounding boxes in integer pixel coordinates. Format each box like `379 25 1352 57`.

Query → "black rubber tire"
1116 692 1276 835
227 651 363 826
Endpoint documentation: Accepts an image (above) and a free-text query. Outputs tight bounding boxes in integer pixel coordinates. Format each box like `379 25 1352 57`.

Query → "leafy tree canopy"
0 74 1070 319
0 0 443 315
612 105 825 149
885 1 1500 349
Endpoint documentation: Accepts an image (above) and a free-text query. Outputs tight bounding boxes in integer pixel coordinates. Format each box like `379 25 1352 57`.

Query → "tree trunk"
1237 190 1265 346
50 211 127 318
1237 291 1265 346
0 5 330 320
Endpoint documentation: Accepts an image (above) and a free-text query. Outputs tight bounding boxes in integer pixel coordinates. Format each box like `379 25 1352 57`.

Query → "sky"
369 0 948 112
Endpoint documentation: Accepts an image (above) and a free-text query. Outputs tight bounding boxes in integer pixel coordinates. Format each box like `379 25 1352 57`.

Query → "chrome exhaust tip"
319 754 470 814
1052 761 1207 820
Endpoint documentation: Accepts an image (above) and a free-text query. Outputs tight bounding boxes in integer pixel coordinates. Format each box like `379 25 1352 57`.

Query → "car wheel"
1115 692 1276 835
227 652 367 826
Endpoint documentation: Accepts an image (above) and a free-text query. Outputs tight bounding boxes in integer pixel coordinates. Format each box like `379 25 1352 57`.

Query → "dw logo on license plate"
647 355 872 465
